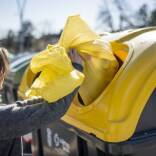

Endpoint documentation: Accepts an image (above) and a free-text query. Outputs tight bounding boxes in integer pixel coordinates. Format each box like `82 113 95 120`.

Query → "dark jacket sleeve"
0 63 83 140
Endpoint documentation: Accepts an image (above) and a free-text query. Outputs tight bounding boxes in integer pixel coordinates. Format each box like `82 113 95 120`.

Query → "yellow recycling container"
62 27 156 142
18 15 156 142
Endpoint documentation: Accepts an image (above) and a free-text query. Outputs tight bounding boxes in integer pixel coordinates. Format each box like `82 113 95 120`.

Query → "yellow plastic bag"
26 45 84 102
23 15 119 103
58 15 119 105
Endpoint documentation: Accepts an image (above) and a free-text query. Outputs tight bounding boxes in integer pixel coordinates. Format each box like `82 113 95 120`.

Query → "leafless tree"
97 0 114 32
16 0 28 51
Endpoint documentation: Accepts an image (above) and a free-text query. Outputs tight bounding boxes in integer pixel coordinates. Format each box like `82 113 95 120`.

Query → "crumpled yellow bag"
21 15 119 103
58 15 119 105
26 45 84 102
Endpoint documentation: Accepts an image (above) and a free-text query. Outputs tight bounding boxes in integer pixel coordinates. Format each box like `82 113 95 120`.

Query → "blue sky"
0 0 154 38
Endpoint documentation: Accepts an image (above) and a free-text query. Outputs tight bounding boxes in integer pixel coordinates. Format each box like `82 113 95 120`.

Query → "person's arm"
0 63 83 140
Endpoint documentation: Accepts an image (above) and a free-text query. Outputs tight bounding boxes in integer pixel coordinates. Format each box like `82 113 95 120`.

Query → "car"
1 52 35 104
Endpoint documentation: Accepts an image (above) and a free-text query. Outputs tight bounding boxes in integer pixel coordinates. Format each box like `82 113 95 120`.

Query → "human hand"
68 49 83 66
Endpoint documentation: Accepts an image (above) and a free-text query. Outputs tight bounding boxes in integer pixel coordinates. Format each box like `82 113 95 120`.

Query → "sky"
0 0 155 38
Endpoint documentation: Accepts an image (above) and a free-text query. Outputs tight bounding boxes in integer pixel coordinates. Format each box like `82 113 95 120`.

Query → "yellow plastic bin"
19 24 156 155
